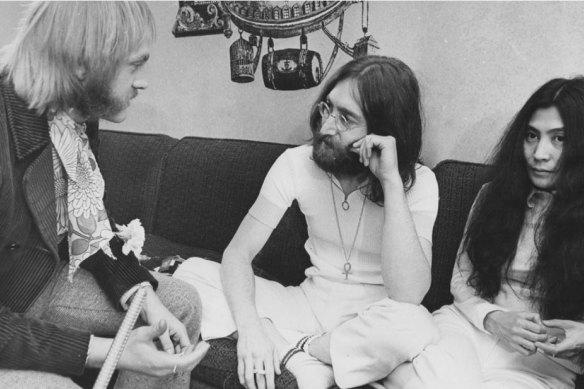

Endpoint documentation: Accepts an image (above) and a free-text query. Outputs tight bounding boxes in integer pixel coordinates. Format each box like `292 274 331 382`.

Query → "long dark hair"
309 55 423 203
464 77 584 320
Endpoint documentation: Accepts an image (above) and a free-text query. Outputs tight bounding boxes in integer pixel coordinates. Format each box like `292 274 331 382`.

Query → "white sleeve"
451 185 509 332
248 150 296 229
407 166 439 243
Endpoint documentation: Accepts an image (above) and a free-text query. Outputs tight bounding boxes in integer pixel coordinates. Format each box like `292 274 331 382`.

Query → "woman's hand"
484 311 549 355
351 135 400 183
140 286 191 353
535 319 584 360
236 323 281 389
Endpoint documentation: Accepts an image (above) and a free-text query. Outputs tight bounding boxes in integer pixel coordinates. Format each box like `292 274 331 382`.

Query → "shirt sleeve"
451 185 509 332
407 166 439 243
248 149 296 229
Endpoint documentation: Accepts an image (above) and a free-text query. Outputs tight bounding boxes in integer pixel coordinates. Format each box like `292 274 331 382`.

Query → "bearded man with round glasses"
175 55 440 389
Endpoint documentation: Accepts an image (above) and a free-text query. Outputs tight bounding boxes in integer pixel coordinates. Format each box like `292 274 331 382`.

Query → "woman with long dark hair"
384 77 584 389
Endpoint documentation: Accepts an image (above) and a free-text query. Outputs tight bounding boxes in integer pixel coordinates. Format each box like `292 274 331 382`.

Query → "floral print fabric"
49 112 115 280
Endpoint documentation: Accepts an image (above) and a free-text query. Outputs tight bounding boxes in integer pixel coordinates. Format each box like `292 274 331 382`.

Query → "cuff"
473 302 509 332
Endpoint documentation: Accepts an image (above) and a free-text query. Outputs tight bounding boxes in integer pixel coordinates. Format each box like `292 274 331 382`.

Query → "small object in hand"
173 364 178 374
253 368 266 375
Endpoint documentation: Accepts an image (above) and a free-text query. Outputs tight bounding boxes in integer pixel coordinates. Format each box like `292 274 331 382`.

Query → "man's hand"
237 323 281 389
119 320 209 376
140 286 191 353
86 321 209 376
535 319 584 360
351 135 400 183
484 311 549 355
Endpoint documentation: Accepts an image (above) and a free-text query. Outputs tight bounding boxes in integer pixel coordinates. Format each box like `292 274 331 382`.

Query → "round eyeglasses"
317 101 363 133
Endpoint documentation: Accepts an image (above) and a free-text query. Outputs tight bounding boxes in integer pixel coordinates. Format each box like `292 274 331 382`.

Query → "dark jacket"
0 78 156 375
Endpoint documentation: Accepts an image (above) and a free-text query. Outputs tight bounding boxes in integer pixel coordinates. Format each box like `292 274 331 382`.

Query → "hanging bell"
230 32 255 83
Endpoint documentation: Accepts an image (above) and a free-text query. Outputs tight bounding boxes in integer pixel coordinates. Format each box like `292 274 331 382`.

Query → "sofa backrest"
99 130 493 310
153 136 312 286
99 130 178 232
422 160 491 311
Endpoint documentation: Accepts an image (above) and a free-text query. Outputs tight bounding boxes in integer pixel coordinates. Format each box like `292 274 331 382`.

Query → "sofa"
98 129 581 389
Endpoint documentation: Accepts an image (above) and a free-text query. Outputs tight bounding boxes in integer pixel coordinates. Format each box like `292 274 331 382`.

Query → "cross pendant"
343 262 352 280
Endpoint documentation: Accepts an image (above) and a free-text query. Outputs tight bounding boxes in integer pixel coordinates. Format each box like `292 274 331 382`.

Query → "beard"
83 78 133 120
311 133 366 176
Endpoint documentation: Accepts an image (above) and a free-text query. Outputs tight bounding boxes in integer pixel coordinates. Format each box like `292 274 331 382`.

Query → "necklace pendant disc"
343 262 352 280
342 200 350 211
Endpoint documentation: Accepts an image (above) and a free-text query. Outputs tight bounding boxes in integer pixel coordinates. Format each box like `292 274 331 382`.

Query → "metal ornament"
230 30 262 83
322 0 379 58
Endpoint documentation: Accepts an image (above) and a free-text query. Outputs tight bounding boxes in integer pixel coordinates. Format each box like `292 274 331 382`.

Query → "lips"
529 168 554 175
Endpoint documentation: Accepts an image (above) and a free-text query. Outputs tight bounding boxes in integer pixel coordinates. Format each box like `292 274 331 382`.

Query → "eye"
525 131 538 142
553 134 565 144
338 114 350 127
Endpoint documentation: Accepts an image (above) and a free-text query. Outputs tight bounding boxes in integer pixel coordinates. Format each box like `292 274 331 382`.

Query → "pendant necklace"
329 176 369 211
330 177 367 280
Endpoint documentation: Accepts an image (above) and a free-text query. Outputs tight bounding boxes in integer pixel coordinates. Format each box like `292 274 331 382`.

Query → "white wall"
1 1 584 167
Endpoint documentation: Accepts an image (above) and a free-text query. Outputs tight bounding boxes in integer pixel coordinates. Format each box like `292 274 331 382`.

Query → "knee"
173 278 202 321
362 299 440 356
157 276 203 337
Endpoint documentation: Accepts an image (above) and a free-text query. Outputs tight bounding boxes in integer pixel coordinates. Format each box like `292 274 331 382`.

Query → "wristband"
120 281 153 310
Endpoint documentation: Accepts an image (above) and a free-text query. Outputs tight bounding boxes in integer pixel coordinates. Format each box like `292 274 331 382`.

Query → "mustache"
313 133 350 151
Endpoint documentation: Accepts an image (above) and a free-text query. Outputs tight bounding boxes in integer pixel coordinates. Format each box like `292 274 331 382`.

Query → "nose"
132 79 148 90
320 115 339 136
533 138 551 161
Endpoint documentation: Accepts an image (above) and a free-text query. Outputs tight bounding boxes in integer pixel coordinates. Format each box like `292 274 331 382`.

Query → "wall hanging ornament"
172 1 232 38
322 1 379 58
262 33 323 90
173 1 380 91
230 30 263 83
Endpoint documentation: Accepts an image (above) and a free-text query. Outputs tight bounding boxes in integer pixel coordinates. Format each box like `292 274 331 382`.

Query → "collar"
1 77 99 161
48 111 88 137
0 77 51 161
526 188 554 209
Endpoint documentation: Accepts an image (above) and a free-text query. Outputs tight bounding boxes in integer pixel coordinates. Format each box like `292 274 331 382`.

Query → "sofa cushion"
422 160 491 312
99 129 178 232
153 137 310 285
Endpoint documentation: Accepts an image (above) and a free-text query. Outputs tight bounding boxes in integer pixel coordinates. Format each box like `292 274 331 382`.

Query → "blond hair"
1 1 155 115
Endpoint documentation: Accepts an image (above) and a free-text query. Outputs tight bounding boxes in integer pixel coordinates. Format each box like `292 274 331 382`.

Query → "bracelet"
295 335 311 351
120 281 153 310
296 333 324 358
281 346 302 367
303 333 324 358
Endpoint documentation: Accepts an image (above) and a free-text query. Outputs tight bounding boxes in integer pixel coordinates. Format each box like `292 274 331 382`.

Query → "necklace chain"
330 176 367 280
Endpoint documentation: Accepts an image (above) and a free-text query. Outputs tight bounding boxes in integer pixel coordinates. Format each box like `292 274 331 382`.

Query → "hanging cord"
321 12 348 76
93 285 148 389
361 1 369 36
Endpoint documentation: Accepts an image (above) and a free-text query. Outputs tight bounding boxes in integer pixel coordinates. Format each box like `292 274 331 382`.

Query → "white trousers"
174 257 440 388
383 305 575 389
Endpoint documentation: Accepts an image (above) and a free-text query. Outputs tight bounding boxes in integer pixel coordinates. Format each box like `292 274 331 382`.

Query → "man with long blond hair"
0 2 207 388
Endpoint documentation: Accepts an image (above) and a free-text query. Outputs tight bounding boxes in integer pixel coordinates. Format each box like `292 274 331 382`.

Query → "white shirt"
249 145 439 285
